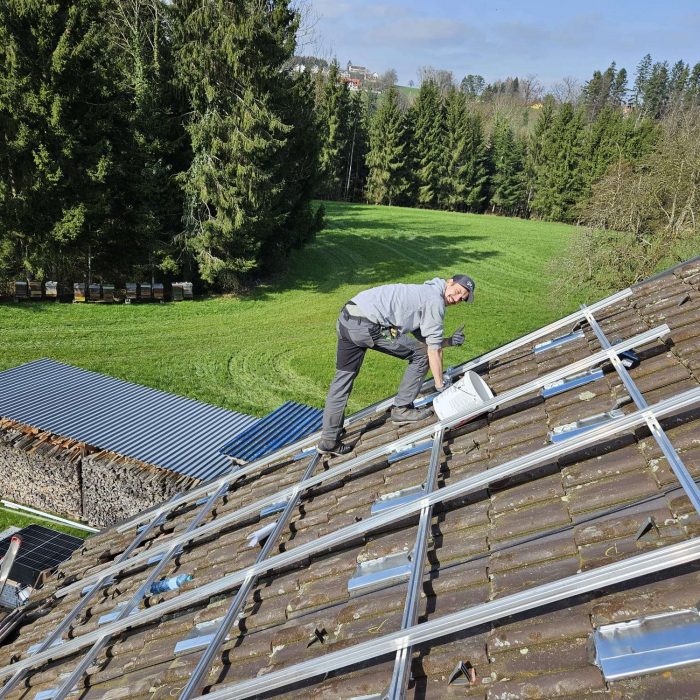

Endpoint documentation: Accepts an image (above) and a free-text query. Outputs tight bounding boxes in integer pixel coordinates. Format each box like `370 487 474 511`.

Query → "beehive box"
88 283 101 301
171 283 184 302
102 284 115 303
28 280 42 299
73 283 86 303
153 283 164 302
140 283 152 300
182 282 194 300
125 283 138 302
45 282 58 299
14 281 28 300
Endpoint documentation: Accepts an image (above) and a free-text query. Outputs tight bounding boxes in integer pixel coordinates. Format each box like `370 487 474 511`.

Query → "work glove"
448 324 465 347
437 373 453 392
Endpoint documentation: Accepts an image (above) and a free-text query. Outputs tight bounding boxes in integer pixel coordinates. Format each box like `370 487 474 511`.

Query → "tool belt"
341 303 400 340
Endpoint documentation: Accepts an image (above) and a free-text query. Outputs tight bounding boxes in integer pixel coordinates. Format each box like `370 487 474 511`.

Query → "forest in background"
1 0 698 295
315 57 700 291
0 0 322 291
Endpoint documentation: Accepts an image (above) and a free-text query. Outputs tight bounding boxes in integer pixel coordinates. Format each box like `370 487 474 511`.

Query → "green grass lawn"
0 507 87 539
0 202 580 419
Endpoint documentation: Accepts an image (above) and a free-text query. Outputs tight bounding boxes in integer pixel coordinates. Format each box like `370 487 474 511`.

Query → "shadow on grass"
262 231 500 297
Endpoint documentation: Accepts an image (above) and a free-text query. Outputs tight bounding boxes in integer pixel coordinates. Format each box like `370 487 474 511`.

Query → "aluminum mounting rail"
583 306 700 515
121 288 633 531
57 325 669 602
199 535 700 699
386 429 444 700
0 492 184 700
0 484 229 700
178 454 323 699
4 386 698 684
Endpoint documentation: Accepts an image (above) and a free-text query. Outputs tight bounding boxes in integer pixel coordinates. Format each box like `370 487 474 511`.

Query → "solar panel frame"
0 525 83 586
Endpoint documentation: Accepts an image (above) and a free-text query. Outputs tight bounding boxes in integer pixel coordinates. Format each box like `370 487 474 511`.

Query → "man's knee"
412 344 429 369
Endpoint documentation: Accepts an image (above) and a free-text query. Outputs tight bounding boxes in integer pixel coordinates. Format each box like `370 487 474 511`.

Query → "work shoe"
390 404 434 424
316 439 353 457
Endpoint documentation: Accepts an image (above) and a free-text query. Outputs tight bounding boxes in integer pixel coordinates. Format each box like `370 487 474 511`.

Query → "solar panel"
0 525 83 586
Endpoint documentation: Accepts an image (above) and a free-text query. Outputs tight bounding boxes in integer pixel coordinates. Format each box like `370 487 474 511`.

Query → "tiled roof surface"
1 259 700 698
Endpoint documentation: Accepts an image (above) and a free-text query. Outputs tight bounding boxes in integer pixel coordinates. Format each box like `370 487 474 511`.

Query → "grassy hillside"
0 202 579 417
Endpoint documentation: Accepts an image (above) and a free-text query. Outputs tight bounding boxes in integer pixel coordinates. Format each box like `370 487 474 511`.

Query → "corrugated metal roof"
220 401 322 462
0 359 258 481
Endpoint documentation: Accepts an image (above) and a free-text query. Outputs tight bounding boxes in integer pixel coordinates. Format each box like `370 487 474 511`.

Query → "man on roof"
317 274 476 456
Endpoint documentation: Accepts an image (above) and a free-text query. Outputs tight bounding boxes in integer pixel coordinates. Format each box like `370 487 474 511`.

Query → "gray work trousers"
320 310 429 443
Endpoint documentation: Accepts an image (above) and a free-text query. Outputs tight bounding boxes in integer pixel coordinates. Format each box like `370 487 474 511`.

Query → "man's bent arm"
428 347 444 388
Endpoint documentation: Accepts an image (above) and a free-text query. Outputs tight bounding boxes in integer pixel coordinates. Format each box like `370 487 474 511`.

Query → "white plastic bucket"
432 370 494 421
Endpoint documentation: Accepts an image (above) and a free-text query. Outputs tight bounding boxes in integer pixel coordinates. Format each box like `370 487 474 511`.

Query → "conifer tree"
442 90 488 211
489 117 526 216
525 95 556 213
172 0 318 286
644 61 670 118
0 0 121 283
686 63 700 107
316 61 351 199
343 90 371 201
584 106 657 187
409 80 445 208
633 54 653 107
531 103 586 221
365 87 409 206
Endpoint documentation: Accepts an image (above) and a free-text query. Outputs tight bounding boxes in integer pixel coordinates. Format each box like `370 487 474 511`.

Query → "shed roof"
1 258 700 699
0 359 257 481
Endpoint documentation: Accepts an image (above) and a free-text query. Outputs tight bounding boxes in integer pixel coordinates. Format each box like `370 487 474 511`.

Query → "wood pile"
0 419 86 519
0 418 195 528
83 453 194 527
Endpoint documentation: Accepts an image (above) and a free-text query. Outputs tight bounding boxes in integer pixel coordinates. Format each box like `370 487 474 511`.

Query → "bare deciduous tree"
550 76 582 105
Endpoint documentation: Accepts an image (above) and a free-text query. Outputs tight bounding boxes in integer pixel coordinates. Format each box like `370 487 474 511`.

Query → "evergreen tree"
633 53 652 107
668 60 689 111
0 0 123 283
686 63 700 107
584 106 657 187
106 0 184 279
531 103 586 221
442 89 489 211
489 117 526 215
611 67 628 106
644 61 670 118
316 61 351 199
365 87 409 206
525 95 556 213
343 90 371 202
409 80 445 208
171 0 318 286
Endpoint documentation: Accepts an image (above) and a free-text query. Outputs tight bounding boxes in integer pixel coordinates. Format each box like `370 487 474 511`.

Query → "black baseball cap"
452 274 475 303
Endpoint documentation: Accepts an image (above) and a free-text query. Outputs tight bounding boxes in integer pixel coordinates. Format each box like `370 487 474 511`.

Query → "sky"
302 0 700 89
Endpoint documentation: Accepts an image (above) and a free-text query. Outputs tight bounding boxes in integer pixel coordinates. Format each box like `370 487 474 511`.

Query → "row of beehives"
13 280 193 303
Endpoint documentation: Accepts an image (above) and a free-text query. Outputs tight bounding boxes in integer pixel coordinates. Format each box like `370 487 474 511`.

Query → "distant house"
342 77 362 91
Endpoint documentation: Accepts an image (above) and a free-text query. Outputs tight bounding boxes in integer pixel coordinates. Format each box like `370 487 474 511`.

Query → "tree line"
2 2 698 296
315 55 700 287
317 55 700 222
0 0 321 291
